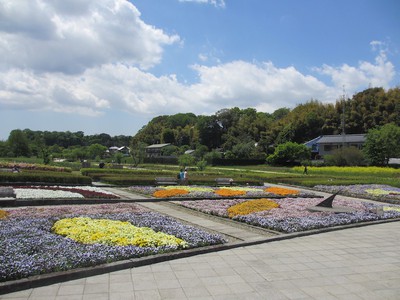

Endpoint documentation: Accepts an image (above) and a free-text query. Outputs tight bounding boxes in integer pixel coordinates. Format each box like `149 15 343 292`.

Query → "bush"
0 170 91 185
266 142 310 165
324 147 366 166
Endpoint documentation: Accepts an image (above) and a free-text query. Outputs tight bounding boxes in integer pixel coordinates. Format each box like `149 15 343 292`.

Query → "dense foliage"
131 87 400 156
1 87 399 165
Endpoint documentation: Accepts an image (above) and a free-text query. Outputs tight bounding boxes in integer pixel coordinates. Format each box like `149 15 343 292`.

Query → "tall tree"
363 123 400 166
8 129 30 157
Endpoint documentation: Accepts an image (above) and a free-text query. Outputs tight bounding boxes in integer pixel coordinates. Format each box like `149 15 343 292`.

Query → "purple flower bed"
175 197 400 233
0 204 226 282
314 184 400 202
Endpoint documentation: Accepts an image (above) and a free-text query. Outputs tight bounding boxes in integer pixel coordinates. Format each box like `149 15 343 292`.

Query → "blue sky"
0 0 399 140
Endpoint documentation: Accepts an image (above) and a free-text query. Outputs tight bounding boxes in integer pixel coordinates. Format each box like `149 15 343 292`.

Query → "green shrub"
0 170 91 184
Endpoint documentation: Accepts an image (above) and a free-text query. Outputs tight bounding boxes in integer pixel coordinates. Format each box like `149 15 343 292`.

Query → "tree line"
0 130 131 161
132 87 400 155
1 87 399 165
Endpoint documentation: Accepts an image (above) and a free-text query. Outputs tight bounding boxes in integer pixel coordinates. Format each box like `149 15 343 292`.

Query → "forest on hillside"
132 87 400 154
0 87 399 161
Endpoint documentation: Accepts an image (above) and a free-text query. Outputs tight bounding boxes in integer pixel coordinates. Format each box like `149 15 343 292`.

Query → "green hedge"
0 170 91 185
98 173 263 186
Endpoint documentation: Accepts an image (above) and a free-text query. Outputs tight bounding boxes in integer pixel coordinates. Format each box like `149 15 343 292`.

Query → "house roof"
304 136 322 147
317 134 366 144
146 143 171 149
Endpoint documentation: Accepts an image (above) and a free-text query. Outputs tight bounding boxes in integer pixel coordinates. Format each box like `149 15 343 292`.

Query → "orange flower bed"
265 187 299 196
0 209 9 219
214 189 246 197
153 189 189 198
228 199 280 218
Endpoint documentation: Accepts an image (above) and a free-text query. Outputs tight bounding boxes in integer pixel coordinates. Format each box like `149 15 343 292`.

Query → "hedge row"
98 173 263 186
0 162 72 172
0 170 91 185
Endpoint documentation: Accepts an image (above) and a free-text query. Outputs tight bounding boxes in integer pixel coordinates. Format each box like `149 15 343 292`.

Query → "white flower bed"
14 189 84 199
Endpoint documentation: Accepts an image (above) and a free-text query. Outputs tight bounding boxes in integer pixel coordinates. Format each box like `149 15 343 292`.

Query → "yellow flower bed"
265 187 299 196
52 217 188 248
215 188 246 197
228 199 280 218
0 209 9 219
163 186 214 192
153 189 189 198
219 186 263 192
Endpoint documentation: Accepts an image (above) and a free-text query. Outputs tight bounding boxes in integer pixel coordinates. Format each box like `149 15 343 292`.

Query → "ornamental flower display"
0 209 9 219
0 204 226 282
314 184 400 202
227 199 280 218
214 188 246 197
153 188 189 198
10 186 120 199
52 217 188 248
176 197 400 233
264 187 300 196
129 185 308 199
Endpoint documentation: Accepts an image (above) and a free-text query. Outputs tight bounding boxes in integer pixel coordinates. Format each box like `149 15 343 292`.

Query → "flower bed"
129 185 313 199
314 184 400 203
174 197 400 233
0 204 226 282
8 186 120 199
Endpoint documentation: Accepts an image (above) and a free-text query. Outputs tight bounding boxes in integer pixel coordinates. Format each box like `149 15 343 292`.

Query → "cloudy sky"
0 0 399 140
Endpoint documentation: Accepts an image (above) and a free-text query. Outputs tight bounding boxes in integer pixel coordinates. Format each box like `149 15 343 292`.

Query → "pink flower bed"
175 196 400 233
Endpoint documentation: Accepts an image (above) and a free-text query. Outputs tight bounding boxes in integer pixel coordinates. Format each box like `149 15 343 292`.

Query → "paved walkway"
1 188 400 299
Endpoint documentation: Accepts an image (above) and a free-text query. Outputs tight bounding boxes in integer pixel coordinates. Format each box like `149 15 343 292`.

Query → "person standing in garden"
183 168 188 185
179 169 185 184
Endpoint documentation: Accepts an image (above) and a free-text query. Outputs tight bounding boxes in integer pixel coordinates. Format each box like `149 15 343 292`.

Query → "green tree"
161 145 179 156
203 150 222 165
324 147 365 166
178 154 196 168
0 141 11 157
363 123 400 166
8 129 30 157
196 159 207 171
162 128 176 144
88 144 107 160
266 142 311 165
130 142 147 167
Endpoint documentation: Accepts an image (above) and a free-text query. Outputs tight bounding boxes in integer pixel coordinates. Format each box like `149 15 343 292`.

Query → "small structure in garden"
0 187 15 198
0 187 16 206
307 191 355 213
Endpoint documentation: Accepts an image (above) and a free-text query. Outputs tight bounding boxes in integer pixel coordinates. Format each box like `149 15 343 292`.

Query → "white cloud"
316 45 395 92
0 0 180 74
0 0 396 122
178 0 226 8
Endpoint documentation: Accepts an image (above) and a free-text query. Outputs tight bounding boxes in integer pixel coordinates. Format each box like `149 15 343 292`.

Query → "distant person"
183 168 188 185
179 169 184 184
303 165 308 175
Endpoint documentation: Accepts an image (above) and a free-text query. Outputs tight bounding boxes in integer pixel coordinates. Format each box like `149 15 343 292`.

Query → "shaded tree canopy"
131 87 400 152
4 87 399 160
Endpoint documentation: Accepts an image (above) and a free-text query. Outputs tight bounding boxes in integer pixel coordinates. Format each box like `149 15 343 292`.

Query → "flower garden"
173 196 400 233
5 185 120 199
129 185 303 199
0 203 226 282
2 183 400 284
314 184 400 203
